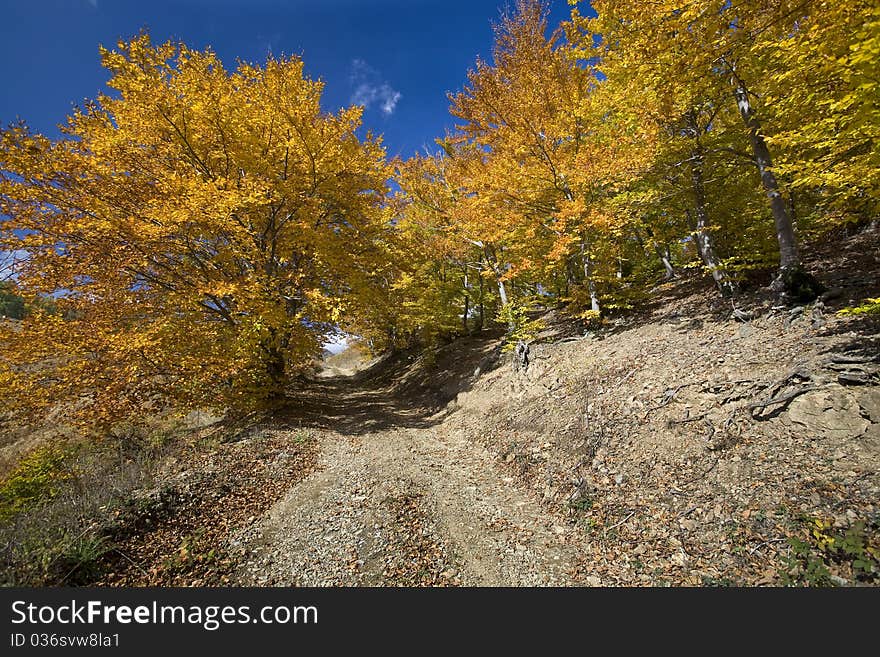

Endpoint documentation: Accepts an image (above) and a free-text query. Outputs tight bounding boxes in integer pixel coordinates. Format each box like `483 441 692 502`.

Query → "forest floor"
2 228 878 586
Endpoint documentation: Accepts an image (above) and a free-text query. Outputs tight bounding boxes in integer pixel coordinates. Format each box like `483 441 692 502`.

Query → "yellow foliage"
2 0 875 435
0 34 396 424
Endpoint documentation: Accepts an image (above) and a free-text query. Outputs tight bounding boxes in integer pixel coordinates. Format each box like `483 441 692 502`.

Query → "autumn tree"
392 151 484 343
0 35 395 426
397 1 666 337
397 0 872 338
449 0 619 316
761 1 880 228
568 0 831 299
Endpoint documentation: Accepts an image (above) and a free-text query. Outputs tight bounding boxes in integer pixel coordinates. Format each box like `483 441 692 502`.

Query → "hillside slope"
231 229 879 586
5 230 875 587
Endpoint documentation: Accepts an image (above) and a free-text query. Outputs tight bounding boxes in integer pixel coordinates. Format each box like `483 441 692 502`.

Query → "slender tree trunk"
497 279 509 307
731 76 799 272
484 245 511 309
635 227 675 279
587 279 599 313
690 159 730 295
477 265 485 331
729 69 823 300
566 258 575 298
660 251 676 280
685 110 735 296
462 270 470 333
690 156 734 296
580 240 600 313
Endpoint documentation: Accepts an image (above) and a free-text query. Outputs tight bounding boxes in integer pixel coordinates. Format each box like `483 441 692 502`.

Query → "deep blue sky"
1 0 590 160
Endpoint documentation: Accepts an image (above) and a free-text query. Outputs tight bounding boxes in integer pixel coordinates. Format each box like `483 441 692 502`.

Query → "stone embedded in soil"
787 388 871 439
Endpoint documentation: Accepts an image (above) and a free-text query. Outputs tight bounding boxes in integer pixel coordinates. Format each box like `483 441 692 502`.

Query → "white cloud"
379 88 402 115
87 0 98 8
349 59 401 116
352 83 401 116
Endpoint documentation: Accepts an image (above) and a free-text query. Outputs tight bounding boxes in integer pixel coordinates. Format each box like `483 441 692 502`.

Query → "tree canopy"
1 1 875 428
0 35 395 424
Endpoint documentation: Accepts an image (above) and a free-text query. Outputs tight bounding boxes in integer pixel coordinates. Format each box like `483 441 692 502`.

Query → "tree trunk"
477 266 485 331
263 339 287 402
565 258 575 298
635 227 675 279
686 111 735 296
731 78 800 273
497 279 509 307
729 70 822 301
587 279 599 313
660 251 676 280
690 161 731 296
580 240 600 313
462 270 470 333
482 245 510 309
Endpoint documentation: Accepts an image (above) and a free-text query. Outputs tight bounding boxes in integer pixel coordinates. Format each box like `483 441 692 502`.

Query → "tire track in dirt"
235 410 585 586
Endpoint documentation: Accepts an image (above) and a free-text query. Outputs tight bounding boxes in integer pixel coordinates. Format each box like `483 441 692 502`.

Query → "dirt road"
235 340 587 586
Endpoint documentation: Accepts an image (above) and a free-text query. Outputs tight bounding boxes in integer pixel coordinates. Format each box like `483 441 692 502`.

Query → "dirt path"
234 343 587 586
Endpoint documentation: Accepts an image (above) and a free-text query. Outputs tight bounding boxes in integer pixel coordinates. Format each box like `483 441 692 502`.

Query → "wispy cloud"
349 59 401 116
87 0 98 8
256 32 281 56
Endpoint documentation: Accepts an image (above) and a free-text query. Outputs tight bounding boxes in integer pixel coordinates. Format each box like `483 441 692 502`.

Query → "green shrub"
837 297 880 316
0 445 71 521
0 282 26 319
781 516 880 586
54 533 111 585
